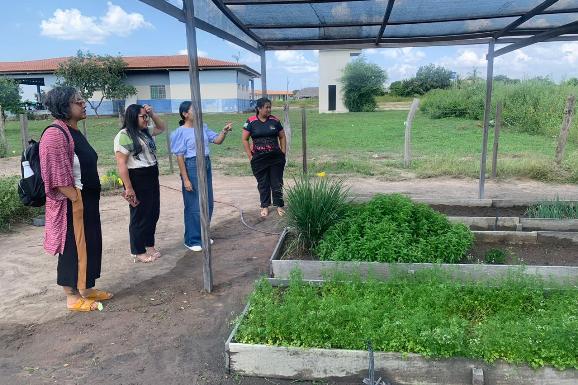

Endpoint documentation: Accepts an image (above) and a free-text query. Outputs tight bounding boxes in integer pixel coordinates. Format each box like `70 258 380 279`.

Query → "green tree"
493 74 520 84
56 51 136 117
0 77 22 121
415 64 455 92
340 58 387 112
389 78 424 97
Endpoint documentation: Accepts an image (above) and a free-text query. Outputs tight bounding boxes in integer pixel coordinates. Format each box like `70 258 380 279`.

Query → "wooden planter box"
226 278 578 384
269 229 578 284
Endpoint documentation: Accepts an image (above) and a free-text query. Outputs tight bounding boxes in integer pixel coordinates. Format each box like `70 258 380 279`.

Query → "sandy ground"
1 172 578 385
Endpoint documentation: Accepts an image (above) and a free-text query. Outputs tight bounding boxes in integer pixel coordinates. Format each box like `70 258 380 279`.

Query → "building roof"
0 55 260 78
256 90 294 96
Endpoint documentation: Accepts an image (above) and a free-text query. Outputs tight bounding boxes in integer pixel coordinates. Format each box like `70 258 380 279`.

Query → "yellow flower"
117 178 123 186
316 171 326 177
100 175 109 183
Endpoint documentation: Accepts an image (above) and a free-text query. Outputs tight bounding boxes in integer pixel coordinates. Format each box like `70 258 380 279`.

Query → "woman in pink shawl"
40 86 112 312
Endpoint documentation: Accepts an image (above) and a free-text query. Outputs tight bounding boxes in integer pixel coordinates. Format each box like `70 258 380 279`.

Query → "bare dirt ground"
1 172 578 385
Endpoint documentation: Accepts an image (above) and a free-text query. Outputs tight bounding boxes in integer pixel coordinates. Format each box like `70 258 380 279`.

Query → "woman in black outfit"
242 97 287 217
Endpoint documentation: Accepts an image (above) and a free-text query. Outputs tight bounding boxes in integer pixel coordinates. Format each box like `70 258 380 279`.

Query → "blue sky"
2 1 578 100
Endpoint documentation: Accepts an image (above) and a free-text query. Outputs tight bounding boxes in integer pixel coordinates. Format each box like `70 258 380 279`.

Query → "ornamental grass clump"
285 175 349 251
315 194 474 263
525 197 578 219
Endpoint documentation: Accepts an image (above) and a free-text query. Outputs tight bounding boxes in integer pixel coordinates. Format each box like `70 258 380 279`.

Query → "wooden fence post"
166 127 174 174
403 98 420 168
283 103 291 167
555 95 576 165
301 107 307 174
19 114 30 150
0 105 7 155
491 101 502 178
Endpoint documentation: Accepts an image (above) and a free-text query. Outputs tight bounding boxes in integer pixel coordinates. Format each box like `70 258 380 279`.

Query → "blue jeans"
182 157 214 247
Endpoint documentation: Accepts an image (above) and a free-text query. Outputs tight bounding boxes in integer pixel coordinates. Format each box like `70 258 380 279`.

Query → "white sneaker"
185 239 214 252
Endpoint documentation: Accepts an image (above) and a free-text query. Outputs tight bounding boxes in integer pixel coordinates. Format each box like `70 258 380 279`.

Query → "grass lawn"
4 109 578 182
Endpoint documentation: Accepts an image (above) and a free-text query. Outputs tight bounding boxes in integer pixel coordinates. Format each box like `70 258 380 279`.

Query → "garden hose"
159 184 283 236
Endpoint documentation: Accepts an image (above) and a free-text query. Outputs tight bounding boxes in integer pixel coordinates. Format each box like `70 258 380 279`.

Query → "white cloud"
274 50 318 73
178 49 208 57
455 49 486 67
562 42 578 64
40 2 151 44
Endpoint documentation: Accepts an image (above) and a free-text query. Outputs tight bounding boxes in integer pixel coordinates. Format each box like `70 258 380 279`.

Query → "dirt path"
1 174 577 385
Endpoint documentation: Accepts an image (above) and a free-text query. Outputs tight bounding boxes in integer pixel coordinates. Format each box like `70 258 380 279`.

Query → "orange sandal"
83 290 113 301
67 298 102 312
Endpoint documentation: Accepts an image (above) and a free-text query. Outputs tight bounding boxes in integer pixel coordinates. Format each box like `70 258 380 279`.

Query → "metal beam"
264 29 552 47
210 0 266 46
244 8 578 29
224 0 368 4
139 0 185 21
260 50 267 98
479 39 495 199
183 0 213 293
375 0 395 45
494 0 560 39
138 0 261 54
264 35 578 50
493 20 578 57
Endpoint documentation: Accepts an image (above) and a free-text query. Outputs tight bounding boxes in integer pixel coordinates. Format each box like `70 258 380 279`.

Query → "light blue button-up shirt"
170 124 218 158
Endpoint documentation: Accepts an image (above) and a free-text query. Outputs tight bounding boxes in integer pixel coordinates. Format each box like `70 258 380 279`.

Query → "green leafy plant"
0 176 42 231
484 248 508 264
236 271 578 370
525 197 578 219
100 169 123 192
315 194 474 263
285 175 349 251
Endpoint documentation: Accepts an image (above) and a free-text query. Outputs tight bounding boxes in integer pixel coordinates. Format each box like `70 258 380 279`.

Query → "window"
150 85 166 100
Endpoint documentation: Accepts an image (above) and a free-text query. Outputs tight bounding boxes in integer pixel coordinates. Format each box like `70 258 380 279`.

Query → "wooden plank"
301 107 307 174
0 105 7 154
479 39 495 199
260 50 267 98
165 127 174 174
227 343 578 384
474 230 538 244
448 216 519 230
521 218 578 232
491 101 502 178
555 95 576 164
184 0 213 292
19 114 29 150
283 104 291 167
403 98 419 168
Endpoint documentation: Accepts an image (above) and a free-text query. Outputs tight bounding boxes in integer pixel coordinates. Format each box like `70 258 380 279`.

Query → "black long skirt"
57 188 102 290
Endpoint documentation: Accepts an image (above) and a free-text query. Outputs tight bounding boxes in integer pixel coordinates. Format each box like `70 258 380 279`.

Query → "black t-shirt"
68 126 100 190
243 115 283 154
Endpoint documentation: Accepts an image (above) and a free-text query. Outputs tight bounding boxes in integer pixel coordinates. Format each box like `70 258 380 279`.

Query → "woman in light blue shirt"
170 101 232 251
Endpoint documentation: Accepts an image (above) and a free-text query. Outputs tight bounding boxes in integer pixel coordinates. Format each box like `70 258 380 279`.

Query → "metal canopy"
142 0 578 50
138 0 578 292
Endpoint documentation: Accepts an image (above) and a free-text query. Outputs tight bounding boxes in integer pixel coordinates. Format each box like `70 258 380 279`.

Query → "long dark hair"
122 104 148 157
179 101 192 126
255 97 271 116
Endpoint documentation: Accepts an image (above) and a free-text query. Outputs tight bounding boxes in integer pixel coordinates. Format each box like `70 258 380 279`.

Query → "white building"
318 49 361 113
0 55 260 114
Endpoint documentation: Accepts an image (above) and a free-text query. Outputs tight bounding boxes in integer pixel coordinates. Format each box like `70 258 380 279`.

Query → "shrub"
0 176 42 230
285 175 349 251
315 194 474 263
340 58 387 112
421 80 578 136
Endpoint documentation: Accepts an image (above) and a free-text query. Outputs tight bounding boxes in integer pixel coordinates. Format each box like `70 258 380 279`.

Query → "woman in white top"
114 104 166 263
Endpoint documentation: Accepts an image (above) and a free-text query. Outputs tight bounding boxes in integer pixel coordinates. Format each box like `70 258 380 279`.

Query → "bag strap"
40 124 70 144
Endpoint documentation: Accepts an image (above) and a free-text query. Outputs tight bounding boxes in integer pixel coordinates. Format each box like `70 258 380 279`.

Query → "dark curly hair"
255 97 271 115
44 86 78 120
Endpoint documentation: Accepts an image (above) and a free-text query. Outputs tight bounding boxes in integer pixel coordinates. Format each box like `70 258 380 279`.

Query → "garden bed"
226 275 578 384
271 229 578 282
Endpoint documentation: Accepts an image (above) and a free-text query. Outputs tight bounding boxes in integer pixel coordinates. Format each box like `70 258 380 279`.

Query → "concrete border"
270 230 578 283
225 278 578 384
448 217 578 232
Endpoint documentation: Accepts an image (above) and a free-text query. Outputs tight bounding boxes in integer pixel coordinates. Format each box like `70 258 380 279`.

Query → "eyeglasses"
138 114 150 120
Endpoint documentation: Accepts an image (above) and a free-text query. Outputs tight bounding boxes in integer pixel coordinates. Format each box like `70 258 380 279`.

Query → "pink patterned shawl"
39 119 75 255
